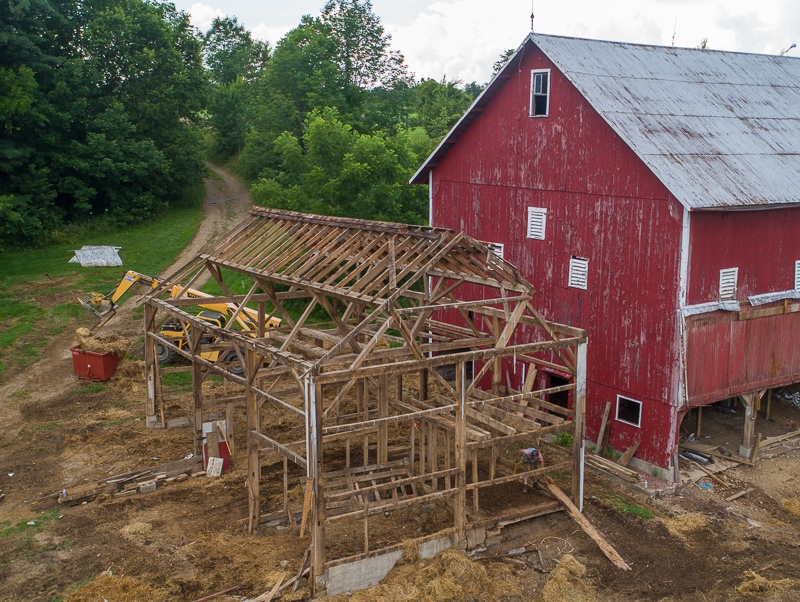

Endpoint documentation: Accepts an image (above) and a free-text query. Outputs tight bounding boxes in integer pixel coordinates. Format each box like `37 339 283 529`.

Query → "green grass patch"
69 382 106 395
555 432 573 446
601 493 654 519
0 509 59 538
36 422 60 431
161 371 193 393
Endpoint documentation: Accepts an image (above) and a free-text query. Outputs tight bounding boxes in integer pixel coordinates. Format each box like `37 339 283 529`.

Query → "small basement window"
719 267 738 300
616 395 642 428
527 207 547 240
530 69 550 117
568 256 588 289
795 260 800 291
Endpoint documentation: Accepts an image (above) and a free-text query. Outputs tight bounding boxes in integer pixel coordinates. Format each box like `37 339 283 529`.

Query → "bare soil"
1 167 800 601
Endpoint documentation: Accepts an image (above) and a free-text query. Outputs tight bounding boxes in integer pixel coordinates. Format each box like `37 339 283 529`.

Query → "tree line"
0 0 490 250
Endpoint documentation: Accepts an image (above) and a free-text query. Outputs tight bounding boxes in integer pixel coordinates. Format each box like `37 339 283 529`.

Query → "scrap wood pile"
31 457 201 509
585 452 640 484
74 327 130 356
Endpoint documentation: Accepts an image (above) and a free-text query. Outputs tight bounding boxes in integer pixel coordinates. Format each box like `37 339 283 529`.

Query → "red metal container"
70 346 122 382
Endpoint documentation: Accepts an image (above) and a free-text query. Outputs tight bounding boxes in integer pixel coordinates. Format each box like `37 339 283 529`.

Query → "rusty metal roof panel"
530 34 800 209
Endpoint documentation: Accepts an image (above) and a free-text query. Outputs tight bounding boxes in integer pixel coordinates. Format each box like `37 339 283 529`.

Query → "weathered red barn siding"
683 209 800 403
687 209 800 304
429 45 684 467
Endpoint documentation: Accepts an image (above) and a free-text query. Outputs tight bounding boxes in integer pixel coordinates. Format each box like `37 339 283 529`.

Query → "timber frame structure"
142 208 587 593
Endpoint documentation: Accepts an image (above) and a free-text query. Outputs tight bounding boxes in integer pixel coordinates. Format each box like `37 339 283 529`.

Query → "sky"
171 0 800 84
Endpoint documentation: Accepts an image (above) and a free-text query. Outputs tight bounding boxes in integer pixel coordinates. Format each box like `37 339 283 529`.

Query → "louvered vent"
527 207 547 240
719 267 738 300
487 242 504 260
795 260 800 291
568 257 589 289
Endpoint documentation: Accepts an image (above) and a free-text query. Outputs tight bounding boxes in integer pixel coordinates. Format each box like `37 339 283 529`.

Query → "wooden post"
595 401 611 456
739 393 758 458
396 375 403 401
429 422 437 489
308 377 326 595
454 361 467 542
572 342 587 510
247 348 260 533
283 457 289 516
492 317 502 396
144 304 158 427
192 335 205 460
471 448 479 513
419 369 428 402
226 402 235 459
378 375 389 464
765 389 773 421
696 406 703 438
410 422 416 475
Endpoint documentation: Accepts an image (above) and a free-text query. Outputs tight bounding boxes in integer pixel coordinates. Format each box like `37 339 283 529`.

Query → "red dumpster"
70 346 122 382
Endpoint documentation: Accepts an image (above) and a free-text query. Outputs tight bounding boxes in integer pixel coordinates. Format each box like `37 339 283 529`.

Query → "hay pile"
781 497 800 517
540 554 598 602
120 521 153 543
736 570 797 596
66 570 170 602
75 327 131 357
661 512 709 542
335 548 519 602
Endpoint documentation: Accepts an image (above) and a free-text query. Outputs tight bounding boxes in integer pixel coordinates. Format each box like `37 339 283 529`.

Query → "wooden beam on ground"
542 478 630 571
617 441 640 467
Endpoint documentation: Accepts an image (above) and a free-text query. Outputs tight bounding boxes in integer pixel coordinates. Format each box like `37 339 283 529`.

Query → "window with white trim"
616 395 642 428
527 207 547 240
529 69 550 117
795 260 800 291
487 242 504 260
568 256 588 289
719 267 738 300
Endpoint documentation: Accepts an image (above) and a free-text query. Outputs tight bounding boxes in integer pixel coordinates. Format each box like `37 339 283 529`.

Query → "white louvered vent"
719 267 738 300
568 257 589 289
795 260 800 291
527 207 547 240
487 242 504 260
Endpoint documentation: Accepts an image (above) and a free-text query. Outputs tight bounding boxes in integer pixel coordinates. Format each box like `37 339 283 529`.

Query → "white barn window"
616 395 642 428
527 207 547 240
487 242 504 260
568 257 588 289
719 267 738 300
529 70 550 117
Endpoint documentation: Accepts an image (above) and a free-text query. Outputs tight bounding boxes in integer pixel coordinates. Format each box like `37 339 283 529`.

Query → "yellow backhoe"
78 270 280 372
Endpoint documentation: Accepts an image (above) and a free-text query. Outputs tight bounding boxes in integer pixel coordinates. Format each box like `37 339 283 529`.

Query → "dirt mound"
75 327 131 356
540 553 597 602
661 512 709 542
736 570 798 596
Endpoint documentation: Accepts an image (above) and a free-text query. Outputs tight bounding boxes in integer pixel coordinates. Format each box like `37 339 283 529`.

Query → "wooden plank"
725 488 754 502
299 478 313 538
247 572 285 602
761 428 800 448
617 441 640 467
594 402 611 455
542 478 631 571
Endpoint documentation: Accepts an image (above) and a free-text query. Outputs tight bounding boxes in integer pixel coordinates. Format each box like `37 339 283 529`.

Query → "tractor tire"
222 350 244 375
156 342 176 364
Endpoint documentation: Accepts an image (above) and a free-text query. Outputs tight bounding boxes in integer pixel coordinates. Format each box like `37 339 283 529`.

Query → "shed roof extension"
412 33 800 210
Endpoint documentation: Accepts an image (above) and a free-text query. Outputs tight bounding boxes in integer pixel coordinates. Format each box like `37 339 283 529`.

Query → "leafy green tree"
251 108 428 224
411 78 475 140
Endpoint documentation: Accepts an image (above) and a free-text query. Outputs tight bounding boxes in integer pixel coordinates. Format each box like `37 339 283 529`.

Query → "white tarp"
69 246 123 267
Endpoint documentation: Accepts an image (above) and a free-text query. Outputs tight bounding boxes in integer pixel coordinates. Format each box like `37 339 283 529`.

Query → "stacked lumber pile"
585 454 640 483
31 457 201 510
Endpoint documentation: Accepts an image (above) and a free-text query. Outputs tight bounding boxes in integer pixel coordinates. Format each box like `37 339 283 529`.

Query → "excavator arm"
78 270 161 318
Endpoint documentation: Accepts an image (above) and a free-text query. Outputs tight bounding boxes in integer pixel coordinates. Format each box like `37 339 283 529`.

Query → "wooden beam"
542 478 630 571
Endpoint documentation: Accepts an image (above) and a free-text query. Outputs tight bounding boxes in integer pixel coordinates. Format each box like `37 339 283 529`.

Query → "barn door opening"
549 374 570 409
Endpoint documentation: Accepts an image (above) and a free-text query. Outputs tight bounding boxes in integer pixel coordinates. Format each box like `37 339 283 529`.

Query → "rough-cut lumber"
542 478 631 571
761 428 800 448
694 463 730 489
725 488 754 502
594 401 611 453
617 441 640 467
585 454 639 482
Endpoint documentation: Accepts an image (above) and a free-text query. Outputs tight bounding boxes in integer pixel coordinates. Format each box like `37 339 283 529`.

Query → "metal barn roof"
413 33 800 210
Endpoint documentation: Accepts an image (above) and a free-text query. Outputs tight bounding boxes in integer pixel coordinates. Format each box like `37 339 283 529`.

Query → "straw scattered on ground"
540 554 598 602
781 497 800 517
661 512 709 542
736 570 797 596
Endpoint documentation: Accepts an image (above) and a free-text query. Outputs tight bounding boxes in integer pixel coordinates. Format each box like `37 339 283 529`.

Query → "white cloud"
185 2 225 33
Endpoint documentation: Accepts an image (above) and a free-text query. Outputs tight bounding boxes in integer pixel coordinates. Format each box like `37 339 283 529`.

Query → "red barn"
412 33 800 480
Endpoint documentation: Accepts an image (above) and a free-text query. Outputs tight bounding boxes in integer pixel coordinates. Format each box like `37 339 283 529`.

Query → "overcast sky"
171 0 800 84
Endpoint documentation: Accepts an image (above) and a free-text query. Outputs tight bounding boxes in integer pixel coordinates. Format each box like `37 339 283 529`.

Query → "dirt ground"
2 168 800 601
